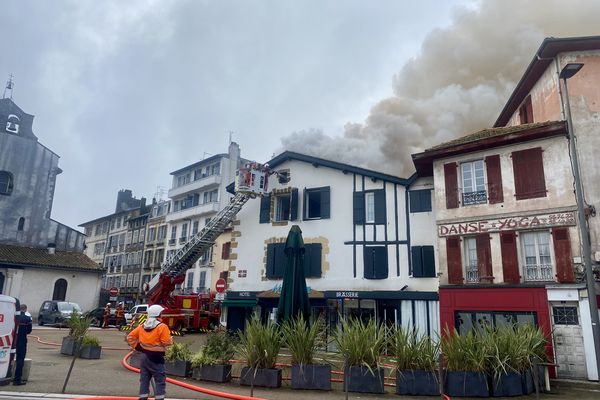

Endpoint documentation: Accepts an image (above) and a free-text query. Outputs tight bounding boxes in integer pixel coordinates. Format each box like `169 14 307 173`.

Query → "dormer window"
5 114 20 134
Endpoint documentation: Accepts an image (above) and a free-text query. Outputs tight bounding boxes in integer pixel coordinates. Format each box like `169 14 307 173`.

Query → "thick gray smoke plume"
280 0 600 177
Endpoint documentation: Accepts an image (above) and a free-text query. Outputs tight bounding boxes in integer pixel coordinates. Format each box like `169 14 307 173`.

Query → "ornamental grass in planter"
237 314 283 388
79 335 102 359
61 312 92 356
391 327 440 396
165 342 192 377
281 315 331 391
191 330 236 383
442 329 489 398
333 317 386 394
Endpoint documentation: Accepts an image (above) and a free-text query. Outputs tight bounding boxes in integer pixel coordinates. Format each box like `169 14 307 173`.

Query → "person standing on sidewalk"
116 303 125 329
126 304 172 400
13 304 32 386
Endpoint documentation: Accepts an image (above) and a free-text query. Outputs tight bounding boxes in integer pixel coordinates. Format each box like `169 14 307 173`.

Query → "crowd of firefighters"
103 302 126 328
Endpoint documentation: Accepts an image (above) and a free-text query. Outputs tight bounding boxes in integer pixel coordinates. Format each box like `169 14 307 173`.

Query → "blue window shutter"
353 192 365 224
363 247 374 279
259 194 271 223
411 246 423 277
374 189 386 224
290 189 298 221
409 191 421 213
305 243 322 278
422 246 436 277
266 243 275 278
421 190 432 212
320 187 330 219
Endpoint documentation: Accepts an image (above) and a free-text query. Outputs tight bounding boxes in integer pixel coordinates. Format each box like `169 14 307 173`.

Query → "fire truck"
142 162 284 332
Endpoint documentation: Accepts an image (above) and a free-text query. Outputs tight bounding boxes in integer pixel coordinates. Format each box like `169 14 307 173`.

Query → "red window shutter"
512 147 546 200
446 236 463 284
485 155 503 204
519 96 533 124
476 234 493 283
444 162 459 209
221 242 231 260
552 228 574 283
500 231 520 284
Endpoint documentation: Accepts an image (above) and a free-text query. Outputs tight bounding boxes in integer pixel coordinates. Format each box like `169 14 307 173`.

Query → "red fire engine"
143 162 286 332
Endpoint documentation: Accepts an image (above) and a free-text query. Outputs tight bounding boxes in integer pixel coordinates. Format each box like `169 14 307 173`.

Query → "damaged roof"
0 244 102 272
412 120 567 176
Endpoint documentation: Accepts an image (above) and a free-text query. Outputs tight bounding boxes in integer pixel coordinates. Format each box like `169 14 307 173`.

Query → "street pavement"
0 327 598 400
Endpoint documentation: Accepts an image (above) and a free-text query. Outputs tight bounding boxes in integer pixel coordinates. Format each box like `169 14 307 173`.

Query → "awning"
222 299 258 307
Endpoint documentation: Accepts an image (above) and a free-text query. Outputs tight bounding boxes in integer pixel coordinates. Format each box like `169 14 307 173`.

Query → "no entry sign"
215 278 227 293
109 287 119 297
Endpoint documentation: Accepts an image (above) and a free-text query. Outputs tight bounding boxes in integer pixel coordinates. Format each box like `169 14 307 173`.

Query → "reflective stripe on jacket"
126 322 173 353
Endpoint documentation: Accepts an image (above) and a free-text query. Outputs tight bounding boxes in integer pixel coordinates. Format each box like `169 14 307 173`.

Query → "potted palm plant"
238 314 283 388
61 312 91 356
442 328 489 397
392 327 440 396
79 334 102 359
191 330 235 383
333 317 386 394
165 342 192 377
281 315 331 390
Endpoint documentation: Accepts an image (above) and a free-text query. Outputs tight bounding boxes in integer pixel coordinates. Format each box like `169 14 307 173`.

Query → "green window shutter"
420 190 432 212
374 189 386 224
320 187 330 219
353 192 365 224
363 247 375 279
290 189 299 221
364 246 387 279
302 188 308 220
259 194 271 223
409 190 432 213
305 243 322 278
266 243 275 278
422 246 435 277
411 246 423 277
409 191 421 213
274 243 286 278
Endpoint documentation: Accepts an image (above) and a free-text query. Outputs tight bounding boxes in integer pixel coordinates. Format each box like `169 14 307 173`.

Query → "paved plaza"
1 327 599 400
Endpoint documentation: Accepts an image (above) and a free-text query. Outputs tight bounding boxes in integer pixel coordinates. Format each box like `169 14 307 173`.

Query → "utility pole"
560 62 600 378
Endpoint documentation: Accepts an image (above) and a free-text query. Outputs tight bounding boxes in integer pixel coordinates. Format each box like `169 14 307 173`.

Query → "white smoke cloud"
280 0 600 177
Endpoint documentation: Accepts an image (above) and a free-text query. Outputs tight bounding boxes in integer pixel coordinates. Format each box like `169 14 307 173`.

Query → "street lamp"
560 62 600 378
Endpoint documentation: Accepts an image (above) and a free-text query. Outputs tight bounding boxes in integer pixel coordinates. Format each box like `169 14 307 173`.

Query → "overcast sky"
1 0 598 230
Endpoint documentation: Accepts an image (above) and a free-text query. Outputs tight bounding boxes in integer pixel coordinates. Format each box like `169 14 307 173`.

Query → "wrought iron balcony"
465 264 479 283
462 190 487 206
524 264 553 281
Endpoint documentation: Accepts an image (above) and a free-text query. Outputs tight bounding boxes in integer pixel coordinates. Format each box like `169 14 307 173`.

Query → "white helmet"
147 304 165 318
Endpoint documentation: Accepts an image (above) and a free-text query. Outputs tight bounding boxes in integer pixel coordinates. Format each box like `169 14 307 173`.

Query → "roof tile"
0 244 102 272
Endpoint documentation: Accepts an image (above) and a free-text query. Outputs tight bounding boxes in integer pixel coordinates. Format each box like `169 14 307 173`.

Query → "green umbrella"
277 225 311 323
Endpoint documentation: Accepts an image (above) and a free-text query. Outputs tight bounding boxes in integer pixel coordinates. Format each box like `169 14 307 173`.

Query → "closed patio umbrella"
277 225 311 323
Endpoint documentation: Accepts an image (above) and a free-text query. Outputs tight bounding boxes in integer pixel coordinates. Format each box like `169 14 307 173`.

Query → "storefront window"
455 311 537 334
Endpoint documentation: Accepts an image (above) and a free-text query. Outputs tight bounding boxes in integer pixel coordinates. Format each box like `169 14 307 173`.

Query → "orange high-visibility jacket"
126 322 173 353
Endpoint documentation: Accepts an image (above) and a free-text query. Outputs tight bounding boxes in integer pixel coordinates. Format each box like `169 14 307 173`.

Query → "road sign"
109 287 119 297
215 292 225 301
215 278 227 293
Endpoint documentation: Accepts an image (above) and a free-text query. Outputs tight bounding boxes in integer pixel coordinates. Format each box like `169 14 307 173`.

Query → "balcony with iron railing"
465 264 479 283
168 174 222 198
524 264 553 282
462 190 487 206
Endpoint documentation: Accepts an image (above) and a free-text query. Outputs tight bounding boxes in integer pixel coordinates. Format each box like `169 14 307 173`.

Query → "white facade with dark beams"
224 151 439 336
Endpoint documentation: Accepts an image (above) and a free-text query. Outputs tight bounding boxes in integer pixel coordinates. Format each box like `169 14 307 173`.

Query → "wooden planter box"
291 364 331 390
396 369 439 396
239 367 282 388
192 364 232 383
345 366 385 394
492 371 523 397
79 345 102 359
165 360 191 377
445 371 489 397
60 337 81 356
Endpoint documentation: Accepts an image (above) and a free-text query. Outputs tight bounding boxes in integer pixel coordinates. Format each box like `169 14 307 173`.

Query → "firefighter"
13 304 32 386
116 303 125 329
126 304 173 400
102 303 111 328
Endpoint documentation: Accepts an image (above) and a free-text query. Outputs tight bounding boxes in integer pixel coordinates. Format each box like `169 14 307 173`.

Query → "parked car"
125 304 148 324
83 307 117 327
38 300 82 326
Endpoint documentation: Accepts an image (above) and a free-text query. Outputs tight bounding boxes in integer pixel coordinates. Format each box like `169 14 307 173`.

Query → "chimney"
47 243 56 255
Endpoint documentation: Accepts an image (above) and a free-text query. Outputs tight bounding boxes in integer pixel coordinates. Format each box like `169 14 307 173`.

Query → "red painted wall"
439 286 555 376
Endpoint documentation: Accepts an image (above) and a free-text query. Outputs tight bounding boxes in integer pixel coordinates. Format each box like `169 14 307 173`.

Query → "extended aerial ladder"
144 162 282 309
